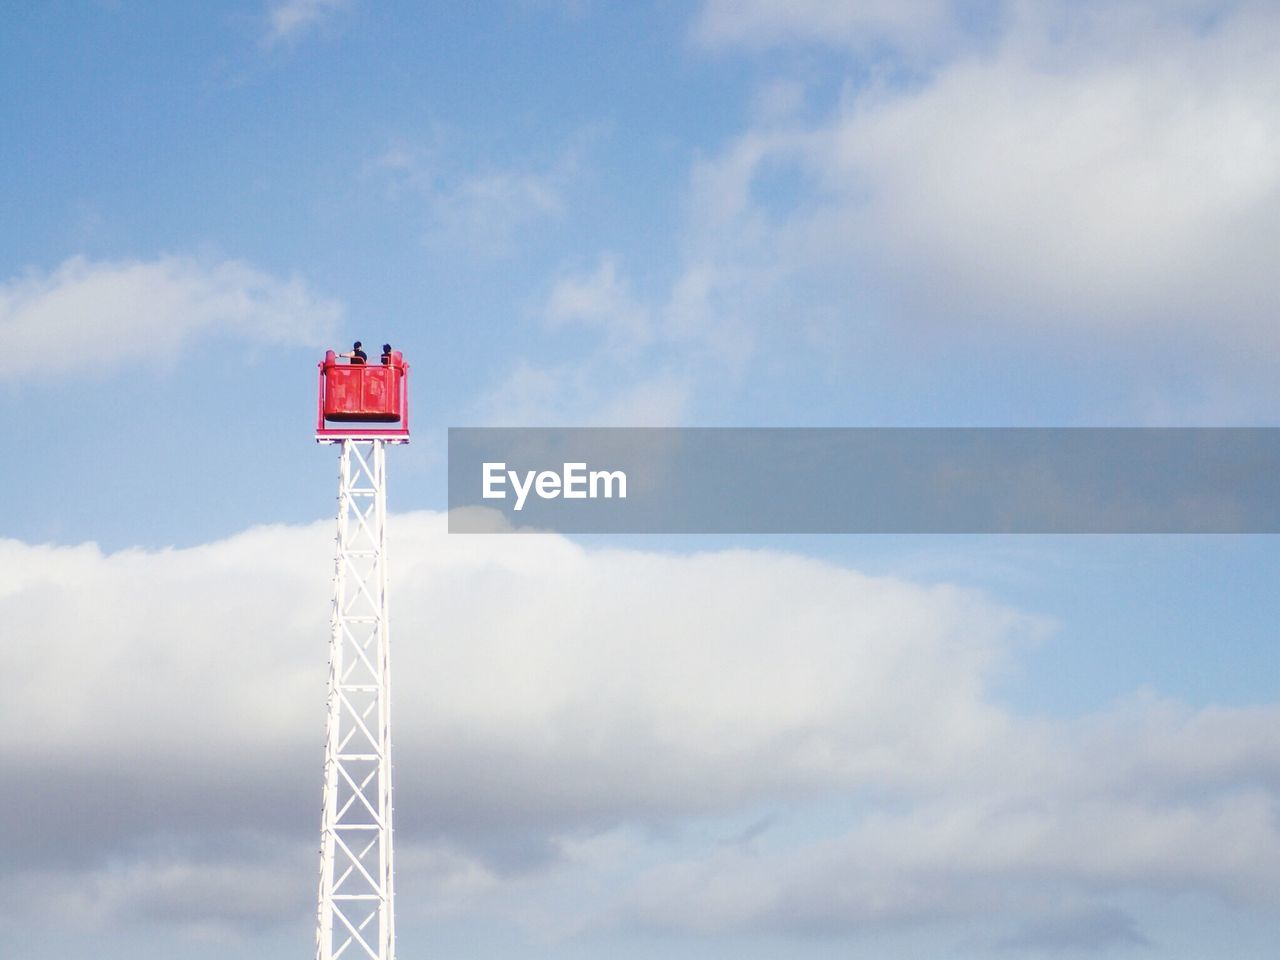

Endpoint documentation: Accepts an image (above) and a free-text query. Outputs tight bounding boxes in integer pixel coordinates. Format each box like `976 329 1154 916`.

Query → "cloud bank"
0 255 342 380
3 515 1278 947
489 1 1280 431
687 1 1280 348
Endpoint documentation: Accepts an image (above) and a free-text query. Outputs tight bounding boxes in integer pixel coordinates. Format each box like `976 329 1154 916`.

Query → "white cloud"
813 15 1280 336
2 517 1278 942
546 256 652 346
681 1 1280 377
371 141 573 256
0 255 342 380
431 168 564 254
5 515 1016 814
694 0 1251 55
504 257 696 425
7 836 499 937
493 1 1280 427
623 787 1280 938
478 252 758 428
264 0 350 46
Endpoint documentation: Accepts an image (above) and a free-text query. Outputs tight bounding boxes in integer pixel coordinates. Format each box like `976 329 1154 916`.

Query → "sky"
2 1 1279 958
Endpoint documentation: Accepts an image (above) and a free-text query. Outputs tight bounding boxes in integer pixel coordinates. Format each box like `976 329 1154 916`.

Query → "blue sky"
2 2 1279 958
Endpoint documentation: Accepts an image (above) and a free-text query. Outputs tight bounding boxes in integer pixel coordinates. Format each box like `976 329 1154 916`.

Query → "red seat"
320 350 406 423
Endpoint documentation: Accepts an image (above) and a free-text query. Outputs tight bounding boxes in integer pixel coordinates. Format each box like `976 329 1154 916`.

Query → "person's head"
353 341 362 349
382 343 392 354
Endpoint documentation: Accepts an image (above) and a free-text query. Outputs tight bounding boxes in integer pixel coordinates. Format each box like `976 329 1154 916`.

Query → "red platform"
316 350 410 442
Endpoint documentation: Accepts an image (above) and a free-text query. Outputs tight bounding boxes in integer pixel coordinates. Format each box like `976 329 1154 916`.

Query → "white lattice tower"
317 438 396 960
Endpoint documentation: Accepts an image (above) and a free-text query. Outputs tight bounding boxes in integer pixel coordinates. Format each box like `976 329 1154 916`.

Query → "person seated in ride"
380 343 393 365
340 341 367 364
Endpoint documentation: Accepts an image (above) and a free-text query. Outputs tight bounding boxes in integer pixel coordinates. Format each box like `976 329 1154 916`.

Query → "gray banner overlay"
448 428 1280 534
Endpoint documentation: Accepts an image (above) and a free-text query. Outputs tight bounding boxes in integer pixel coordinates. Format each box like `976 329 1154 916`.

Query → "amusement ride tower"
314 349 410 960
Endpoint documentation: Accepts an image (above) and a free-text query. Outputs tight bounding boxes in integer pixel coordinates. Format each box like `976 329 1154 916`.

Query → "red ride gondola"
316 349 410 441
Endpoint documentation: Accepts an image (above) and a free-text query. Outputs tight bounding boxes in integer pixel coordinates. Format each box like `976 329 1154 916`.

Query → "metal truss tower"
316 438 397 960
